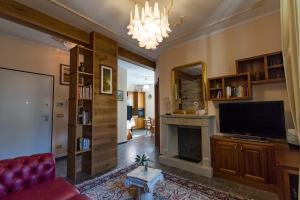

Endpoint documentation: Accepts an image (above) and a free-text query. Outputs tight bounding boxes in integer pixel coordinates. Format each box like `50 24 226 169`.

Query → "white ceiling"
6 0 280 61
118 59 154 85
0 18 71 52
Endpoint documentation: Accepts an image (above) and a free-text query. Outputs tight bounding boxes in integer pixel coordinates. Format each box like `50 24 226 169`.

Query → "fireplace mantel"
160 114 215 177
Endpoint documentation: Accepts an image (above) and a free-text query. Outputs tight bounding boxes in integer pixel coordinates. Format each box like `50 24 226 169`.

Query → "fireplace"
160 115 215 177
177 127 202 163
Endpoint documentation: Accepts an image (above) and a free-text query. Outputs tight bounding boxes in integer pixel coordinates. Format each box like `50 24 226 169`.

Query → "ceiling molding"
159 0 267 48
160 9 280 55
48 0 271 56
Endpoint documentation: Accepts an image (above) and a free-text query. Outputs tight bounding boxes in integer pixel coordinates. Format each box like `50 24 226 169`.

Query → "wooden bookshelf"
236 51 285 85
67 45 94 183
208 73 251 101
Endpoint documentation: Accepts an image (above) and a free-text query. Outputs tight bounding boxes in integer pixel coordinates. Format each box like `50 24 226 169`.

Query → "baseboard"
118 141 128 145
55 155 67 161
213 171 277 193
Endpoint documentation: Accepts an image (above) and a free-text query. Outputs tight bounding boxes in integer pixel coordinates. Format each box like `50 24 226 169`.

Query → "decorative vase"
144 162 148 172
79 62 86 72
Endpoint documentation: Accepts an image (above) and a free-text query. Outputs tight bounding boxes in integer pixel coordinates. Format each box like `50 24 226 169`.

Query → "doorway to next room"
117 59 155 144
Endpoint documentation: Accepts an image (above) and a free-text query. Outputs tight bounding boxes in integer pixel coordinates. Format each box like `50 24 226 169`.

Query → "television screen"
219 101 286 139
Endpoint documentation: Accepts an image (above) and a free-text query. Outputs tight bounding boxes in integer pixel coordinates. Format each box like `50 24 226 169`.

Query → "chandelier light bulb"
134 4 140 21
127 1 172 50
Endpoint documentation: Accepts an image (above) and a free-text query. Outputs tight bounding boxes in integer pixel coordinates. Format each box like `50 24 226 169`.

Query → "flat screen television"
219 101 286 139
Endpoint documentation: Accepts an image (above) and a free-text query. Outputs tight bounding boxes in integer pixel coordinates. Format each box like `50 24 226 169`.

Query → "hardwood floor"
56 136 278 200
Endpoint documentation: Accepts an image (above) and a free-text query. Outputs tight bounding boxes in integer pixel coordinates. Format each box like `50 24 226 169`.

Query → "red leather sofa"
0 153 89 200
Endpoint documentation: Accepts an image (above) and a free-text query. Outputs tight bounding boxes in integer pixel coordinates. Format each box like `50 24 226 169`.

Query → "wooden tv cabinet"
211 135 278 192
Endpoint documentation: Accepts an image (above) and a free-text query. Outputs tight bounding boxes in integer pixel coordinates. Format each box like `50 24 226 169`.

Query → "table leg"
137 187 153 200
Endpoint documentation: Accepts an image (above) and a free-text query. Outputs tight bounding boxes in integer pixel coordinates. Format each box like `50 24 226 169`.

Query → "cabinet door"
138 92 145 108
133 92 138 109
214 140 239 176
239 144 268 183
127 92 134 107
137 118 145 129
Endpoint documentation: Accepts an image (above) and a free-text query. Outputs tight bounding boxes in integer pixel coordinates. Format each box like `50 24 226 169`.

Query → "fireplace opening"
176 127 202 163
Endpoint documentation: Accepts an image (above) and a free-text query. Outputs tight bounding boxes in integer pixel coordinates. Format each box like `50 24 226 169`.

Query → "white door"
0 68 53 160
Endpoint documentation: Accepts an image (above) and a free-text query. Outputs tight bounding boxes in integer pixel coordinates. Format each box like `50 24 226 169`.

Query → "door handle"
42 115 49 122
234 145 237 150
240 146 243 151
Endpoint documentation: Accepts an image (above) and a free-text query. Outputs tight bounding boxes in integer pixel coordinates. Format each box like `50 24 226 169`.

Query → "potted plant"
135 153 151 171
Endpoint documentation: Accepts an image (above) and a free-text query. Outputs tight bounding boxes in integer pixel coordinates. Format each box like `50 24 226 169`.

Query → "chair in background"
150 118 156 136
144 118 152 135
144 117 155 136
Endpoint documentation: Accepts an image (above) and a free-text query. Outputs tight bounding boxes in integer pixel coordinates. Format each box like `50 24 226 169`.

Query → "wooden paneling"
90 32 117 176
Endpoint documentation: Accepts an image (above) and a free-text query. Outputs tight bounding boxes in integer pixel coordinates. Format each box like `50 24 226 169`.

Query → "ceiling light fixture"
127 1 172 50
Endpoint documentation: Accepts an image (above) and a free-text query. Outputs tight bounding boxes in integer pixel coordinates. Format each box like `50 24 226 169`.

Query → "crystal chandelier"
127 1 171 50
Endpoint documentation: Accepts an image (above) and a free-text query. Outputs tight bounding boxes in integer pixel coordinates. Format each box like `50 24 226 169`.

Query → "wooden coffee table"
124 166 164 200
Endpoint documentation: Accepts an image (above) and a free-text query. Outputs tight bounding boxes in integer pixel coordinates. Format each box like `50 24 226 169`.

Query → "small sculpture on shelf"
79 62 86 72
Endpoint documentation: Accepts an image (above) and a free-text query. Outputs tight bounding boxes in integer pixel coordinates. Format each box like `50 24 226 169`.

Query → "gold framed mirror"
171 61 208 114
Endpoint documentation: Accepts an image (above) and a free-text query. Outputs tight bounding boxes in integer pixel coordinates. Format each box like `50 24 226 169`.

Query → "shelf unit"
68 45 94 183
236 51 285 85
208 73 251 101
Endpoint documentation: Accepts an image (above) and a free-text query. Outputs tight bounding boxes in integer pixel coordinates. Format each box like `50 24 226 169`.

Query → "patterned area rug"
76 164 247 200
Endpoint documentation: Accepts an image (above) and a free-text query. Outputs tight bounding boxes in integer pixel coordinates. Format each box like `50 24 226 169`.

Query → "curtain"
280 0 300 199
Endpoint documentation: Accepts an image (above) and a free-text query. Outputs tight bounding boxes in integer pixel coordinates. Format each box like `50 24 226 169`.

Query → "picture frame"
60 64 83 86
60 64 70 85
117 90 124 101
100 65 113 94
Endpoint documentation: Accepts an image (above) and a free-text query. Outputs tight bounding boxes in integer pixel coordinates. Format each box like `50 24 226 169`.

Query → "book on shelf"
77 137 90 151
78 85 93 99
225 85 247 98
217 91 222 99
78 108 91 125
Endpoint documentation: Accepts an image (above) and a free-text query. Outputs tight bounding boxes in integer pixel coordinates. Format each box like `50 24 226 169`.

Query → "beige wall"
156 12 293 131
0 34 70 157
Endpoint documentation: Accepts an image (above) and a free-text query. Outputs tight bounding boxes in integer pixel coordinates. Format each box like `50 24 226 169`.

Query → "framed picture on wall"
117 90 124 101
60 64 83 86
100 65 113 94
60 64 70 85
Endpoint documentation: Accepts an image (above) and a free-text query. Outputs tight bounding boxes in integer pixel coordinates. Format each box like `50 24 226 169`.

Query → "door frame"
155 78 160 149
0 67 55 152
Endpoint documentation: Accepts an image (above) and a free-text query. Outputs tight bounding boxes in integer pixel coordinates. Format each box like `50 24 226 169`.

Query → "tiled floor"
132 129 148 138
56 136 278 200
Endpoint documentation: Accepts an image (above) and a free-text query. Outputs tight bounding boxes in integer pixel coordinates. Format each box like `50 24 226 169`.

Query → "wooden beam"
0 0 90 45
118 47 156 69
0 0 155 68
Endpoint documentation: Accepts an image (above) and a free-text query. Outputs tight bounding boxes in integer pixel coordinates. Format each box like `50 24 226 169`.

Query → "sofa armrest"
68 194 90 200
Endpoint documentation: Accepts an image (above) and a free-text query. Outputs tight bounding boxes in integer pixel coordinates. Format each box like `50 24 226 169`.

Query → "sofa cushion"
1 178 80 200
0 153 55 198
